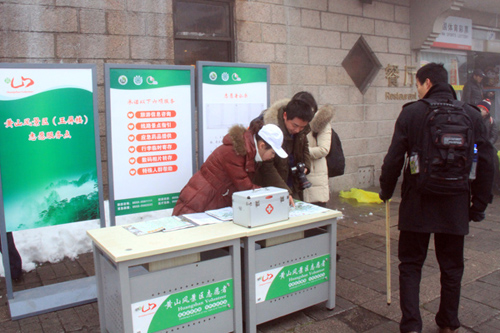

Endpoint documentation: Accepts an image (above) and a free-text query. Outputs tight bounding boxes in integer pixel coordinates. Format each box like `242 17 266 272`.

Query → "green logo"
118 75 127 85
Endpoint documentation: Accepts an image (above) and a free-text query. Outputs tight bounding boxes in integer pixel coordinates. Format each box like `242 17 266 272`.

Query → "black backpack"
412 99 474 195
325 128 345 178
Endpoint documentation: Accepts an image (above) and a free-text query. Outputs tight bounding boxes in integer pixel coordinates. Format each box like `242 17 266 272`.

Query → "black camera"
291 162 312 189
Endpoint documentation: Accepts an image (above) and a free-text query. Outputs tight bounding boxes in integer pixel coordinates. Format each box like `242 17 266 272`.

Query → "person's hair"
292 91 318 113
284 99 314 122
249 118 272 149
416 62 448 85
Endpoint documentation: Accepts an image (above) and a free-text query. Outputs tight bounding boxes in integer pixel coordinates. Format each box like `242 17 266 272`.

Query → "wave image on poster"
0 68 99 232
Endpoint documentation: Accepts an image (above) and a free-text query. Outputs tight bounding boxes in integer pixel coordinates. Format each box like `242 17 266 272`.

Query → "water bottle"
469 144 478 180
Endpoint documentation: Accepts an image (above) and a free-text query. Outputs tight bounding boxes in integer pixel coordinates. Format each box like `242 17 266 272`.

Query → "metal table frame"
242 213 338 333
89 224 245 333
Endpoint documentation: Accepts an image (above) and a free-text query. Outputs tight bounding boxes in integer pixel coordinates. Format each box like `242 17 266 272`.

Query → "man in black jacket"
379 63 494 333
462 68 485 106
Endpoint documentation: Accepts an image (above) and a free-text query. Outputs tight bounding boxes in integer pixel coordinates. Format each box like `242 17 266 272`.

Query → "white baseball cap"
258 124 288 158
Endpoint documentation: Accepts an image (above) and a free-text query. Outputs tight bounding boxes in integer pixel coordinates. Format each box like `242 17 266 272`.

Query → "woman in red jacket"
173 120 287 215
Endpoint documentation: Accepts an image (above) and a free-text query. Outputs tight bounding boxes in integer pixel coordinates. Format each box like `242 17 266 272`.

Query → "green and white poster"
255 254 330 303
198 62 269 162
106 65 194 219
131 279 234 332
0 65 101 232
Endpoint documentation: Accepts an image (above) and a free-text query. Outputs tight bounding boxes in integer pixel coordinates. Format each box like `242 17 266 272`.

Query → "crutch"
385 200 391 305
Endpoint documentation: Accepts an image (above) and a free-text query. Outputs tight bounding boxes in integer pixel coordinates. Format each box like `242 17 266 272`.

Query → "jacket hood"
263 99 289 126
225 125 248 156
309 104 334 134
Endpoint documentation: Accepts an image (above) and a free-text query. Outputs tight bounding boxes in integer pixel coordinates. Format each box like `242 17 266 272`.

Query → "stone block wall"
0 0 174 197
235 0 415 190
0 0 415 195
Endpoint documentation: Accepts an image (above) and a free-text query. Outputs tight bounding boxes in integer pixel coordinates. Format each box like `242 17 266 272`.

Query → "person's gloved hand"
469 205 485 222
379 191 390 202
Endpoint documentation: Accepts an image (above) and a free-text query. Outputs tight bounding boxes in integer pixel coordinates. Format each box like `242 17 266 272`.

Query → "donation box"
232 187 289 228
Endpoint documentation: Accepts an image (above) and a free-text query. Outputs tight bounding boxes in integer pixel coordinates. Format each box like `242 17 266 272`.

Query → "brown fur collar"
228 125 248 156
309 104 334 134
263 99 289 126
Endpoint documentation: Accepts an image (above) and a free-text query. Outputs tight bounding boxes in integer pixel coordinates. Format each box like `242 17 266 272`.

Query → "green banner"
0 81 99 231
255 254 330 303
110 68 191 90
202 66 267 85
115 193 179 216
107 66 194 219
131 279 234 332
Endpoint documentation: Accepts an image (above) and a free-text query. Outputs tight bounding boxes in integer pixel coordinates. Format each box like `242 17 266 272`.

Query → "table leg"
326 219 337 310
243 237 257 333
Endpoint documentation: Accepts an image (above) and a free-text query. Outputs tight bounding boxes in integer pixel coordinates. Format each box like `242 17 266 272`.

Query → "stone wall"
0 0 416 196
235 0 415 190
0 0 174 197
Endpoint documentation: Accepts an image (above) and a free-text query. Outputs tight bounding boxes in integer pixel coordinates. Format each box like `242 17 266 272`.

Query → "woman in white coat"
297 93 334 206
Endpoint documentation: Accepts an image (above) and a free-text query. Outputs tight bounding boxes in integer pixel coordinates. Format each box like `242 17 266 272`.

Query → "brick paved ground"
1 188 499 332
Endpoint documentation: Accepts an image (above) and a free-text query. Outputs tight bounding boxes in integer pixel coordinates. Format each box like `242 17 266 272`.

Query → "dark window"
342 36 382 94
174 0 234 65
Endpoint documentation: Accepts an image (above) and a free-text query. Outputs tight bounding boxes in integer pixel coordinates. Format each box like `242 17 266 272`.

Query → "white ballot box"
232 187 289 228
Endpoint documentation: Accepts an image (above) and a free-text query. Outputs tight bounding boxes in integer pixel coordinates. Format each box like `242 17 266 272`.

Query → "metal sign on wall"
0 64 104 232
197 61 270 163
105 64 195 225
432 16 473 50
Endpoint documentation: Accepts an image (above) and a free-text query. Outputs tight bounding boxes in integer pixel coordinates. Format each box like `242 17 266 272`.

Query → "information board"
255 254 330 303
0 64 102 232
105 64 195 223
131 279 234 332
197 62 270 163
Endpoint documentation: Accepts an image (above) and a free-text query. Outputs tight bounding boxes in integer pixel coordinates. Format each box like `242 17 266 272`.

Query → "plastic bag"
339 188 383 204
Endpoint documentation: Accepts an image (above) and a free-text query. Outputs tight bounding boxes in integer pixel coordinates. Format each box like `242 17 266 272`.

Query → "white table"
88 222 247 333
241 210 341 333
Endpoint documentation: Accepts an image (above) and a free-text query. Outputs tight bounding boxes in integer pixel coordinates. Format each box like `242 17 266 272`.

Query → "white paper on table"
180 213 227 226
205 207 234 221
123 216 194 236
289 201 330 218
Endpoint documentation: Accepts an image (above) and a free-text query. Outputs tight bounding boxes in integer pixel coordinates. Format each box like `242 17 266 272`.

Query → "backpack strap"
417 99 435 144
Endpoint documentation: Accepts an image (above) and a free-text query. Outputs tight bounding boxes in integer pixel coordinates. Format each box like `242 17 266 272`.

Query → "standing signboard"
105 64 195 225
197 61 270 163
0 63 103 319
0 64 103 231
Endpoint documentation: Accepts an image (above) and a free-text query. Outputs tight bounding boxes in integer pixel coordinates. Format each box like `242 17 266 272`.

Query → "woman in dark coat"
173 121 287 215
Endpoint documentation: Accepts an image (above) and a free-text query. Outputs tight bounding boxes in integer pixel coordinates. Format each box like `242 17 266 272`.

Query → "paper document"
180 213 227 226
123 216 194 236
289 201 330 217
205 207 234 221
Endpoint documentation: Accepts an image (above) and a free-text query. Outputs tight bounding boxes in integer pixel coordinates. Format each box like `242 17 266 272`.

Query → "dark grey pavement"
1 188 499 332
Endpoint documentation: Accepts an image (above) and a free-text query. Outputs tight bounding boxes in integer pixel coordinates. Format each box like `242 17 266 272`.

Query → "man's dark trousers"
398 231 464 332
